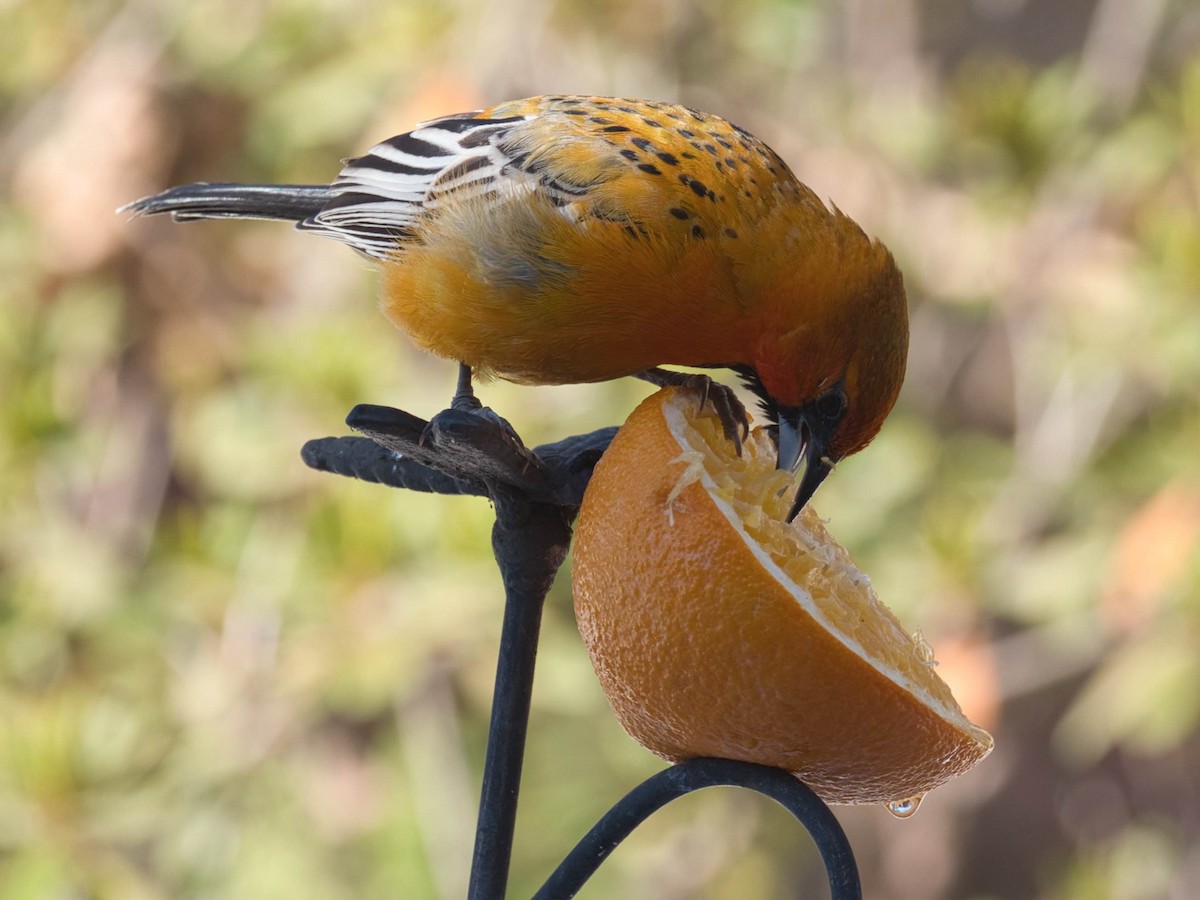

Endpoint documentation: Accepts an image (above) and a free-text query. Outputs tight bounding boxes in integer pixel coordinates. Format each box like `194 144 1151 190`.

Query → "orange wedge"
572 387 993 807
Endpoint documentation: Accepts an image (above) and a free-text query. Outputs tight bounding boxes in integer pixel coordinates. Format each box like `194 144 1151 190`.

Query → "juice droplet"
886 794 924 818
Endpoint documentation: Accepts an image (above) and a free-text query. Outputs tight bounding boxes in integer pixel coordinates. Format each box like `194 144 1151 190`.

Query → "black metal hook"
536 757 860 900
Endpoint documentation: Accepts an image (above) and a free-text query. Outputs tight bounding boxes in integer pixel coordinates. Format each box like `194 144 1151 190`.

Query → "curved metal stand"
537 758 860 900
301 401 860 898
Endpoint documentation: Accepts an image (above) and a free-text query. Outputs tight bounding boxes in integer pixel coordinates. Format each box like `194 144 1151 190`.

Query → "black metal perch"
301 401 861 899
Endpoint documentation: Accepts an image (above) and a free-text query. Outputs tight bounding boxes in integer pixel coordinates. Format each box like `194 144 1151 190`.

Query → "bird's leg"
452 362 483 412
430 363 542 474
634 368 749 455
423 361 488 447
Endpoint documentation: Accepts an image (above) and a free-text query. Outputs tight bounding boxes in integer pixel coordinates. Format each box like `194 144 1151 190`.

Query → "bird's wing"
297 112 535 258
299 95 800 260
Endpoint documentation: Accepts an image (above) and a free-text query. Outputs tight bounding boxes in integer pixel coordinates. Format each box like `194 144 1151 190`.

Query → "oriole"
123 95 908 519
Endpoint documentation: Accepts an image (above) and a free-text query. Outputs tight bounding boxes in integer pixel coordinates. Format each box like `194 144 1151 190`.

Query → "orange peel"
572 387 992 806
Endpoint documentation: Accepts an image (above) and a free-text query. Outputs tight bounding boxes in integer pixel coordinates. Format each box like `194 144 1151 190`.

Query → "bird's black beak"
776 408 835 523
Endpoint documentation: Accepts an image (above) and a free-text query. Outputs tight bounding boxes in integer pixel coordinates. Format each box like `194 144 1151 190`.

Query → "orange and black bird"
122 95 908 519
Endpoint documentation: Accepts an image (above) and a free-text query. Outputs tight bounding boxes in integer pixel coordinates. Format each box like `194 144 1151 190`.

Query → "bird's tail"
119 183 333 223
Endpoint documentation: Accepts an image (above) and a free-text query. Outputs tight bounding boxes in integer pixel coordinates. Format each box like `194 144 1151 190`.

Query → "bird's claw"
633 369 750 454
677 374 750 456
423 404 518 449
704 382 751 457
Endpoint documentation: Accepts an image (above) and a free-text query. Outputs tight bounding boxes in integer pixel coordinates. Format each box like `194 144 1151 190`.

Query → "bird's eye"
815 390 847 421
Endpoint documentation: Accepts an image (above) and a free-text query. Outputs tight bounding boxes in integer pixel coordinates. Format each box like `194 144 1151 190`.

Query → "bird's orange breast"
380 193 759 383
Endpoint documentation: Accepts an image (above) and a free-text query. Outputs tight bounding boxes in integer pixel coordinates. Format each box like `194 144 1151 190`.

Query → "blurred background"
2 0 1199 896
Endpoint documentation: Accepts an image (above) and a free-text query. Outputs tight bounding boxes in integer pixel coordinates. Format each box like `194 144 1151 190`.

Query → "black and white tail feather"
121 112 541 260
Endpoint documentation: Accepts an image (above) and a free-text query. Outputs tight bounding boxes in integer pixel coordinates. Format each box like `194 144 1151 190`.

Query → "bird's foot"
336 401 589 502
409 364 540 476
423 404 543 481
634 369 750 455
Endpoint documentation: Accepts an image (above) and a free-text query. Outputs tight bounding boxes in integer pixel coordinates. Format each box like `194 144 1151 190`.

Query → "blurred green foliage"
2 0 1199 897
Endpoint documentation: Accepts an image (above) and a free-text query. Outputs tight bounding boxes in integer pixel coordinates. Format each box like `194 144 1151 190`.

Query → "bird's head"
740 204 909 521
